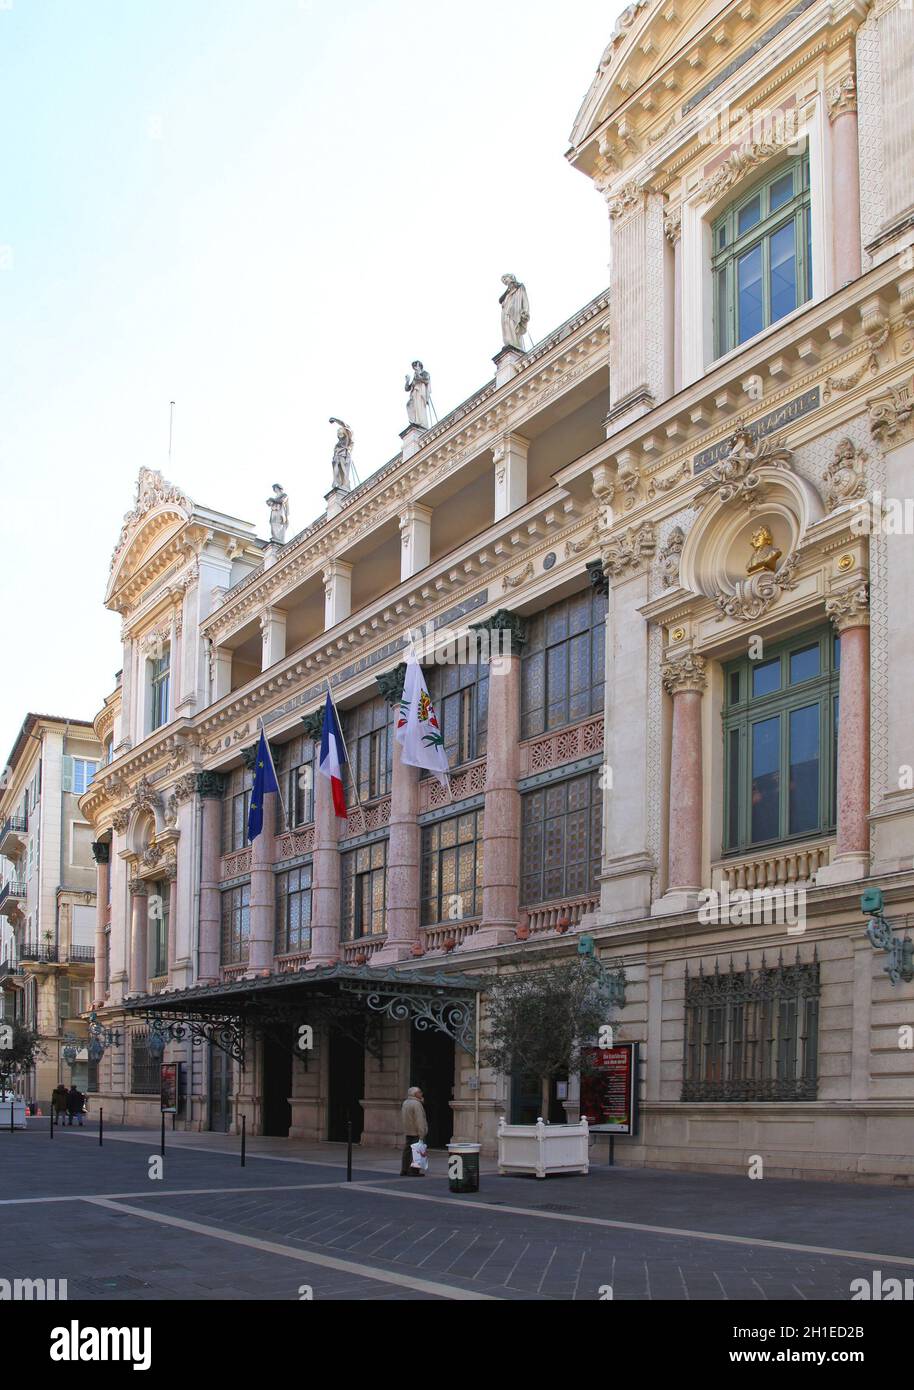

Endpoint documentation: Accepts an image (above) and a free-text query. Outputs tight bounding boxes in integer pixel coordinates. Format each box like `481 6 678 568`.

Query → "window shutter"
61 756 73 793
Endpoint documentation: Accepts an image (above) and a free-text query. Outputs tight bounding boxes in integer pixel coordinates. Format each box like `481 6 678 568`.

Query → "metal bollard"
346 1117 353 1183
160 1111 165 1157
241 1114 246 1167
99 1107 103 1147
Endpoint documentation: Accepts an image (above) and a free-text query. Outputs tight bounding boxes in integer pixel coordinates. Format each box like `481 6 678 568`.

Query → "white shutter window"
61 756 74 793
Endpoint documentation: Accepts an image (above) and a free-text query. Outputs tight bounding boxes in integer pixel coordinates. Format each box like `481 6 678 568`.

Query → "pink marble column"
831 597 870 861
830 80 862 287
128 880 148 995
249 793 276 974
308 749 342 966
197 776 224 983
478 621 524 947
91 841 110 1005
165 869 178 986
375 732 420 962
662 654 707 895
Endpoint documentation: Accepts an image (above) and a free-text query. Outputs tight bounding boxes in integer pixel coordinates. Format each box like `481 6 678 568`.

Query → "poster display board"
579 1042 639 1135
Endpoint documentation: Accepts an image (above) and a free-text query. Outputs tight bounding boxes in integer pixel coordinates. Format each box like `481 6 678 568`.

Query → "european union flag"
247 729 279 843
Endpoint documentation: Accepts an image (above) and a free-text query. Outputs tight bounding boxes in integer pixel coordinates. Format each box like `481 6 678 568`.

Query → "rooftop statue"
328 418 354 492
405 361 431 429
500 273 530 350
266 483 289 544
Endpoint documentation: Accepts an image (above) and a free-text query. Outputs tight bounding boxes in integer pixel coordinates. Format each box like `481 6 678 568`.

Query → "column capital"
827 71 857 122
826 584 869 632
301 709 324 741
601 520 656 580
196 770 226 799
469 608 527 655
376 662 407 705
128 878 148 897
91 841 111 865
661 652 707 695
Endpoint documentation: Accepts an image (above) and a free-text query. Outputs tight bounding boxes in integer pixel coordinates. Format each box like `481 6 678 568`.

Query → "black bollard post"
160 1110 165 1157
10 1098 14 1134
346 1116 353 1183
99 1107 103 1147
241 1114 246 1168
50 1107 54 1140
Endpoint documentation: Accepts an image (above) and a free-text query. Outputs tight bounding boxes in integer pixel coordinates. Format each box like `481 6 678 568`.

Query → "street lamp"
862 888 914 985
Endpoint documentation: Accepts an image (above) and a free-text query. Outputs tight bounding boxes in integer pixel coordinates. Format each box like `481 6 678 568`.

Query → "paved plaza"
2 1122 913 1301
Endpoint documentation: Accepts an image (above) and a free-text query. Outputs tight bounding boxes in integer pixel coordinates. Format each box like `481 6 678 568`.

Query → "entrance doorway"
410 1024 455 1149
262 1027 293 1137
327 1029 364 1142
208 1043 233 1133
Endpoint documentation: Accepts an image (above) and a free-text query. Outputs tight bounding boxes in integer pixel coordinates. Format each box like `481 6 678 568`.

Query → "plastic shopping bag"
410 1140 428 1173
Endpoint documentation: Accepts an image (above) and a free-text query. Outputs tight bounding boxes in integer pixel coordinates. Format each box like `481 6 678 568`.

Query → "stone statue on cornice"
329 419 354 491
500 274 530 350
266 484 289 543
405 362 431 429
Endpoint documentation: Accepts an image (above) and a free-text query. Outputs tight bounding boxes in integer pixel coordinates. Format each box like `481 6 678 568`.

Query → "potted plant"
353 951 368 966
555 913 571 934
515 914 530 941
410 942 425 958
442 937 457 953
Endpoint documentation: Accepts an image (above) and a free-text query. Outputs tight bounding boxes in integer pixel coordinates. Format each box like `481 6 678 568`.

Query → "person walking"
52 1084 68 1127
400 1085 428 1176
66 1084 86 1127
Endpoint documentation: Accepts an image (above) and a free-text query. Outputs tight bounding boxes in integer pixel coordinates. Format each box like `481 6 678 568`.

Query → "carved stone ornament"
663 206 681 243
658 526 686 588
825 584 869 632
586 558 608 597
112 808 131 833
376 663 407 706
110 468 191 573
694 424 793 509
469 608 527 655
143 844 163 869
697 135 794 206
132 776 162 815
607 181 646 220
868 378 914 445
173 772 198 804
827 72 856 121
712 551 800 622
91 841 111 865
822 438 868 512
503 560 534 591
661 652 707 695
601 520 656 578
163 794 178 829
196 771 226 800
128 878 148 897
300 709 325 742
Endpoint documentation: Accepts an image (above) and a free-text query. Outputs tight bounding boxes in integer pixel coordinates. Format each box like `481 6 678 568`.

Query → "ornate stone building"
82 0 914 1180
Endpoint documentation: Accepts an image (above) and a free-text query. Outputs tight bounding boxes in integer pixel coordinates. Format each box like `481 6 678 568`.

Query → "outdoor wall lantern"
862 888 914 985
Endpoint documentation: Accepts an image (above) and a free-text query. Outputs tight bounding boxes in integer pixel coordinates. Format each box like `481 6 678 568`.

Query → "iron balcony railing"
67 944 95 963
0 879 27 907
0 814 27 839
18 941 59 963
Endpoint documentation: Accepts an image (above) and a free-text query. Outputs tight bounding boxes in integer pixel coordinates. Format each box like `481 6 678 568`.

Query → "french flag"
318 693 348 819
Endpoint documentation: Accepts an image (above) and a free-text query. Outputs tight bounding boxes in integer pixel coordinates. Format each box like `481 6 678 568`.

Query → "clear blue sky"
0 0 621 762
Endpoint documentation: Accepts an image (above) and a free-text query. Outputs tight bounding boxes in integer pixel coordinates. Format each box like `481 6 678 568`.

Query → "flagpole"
258 717 289 828
324 681 363 810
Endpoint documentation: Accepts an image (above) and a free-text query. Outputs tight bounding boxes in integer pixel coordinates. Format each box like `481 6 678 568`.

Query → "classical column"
260 607 287 670
664 207 682 394
473 610 525 949
597 522 657 922
828 72 862 288
657 652 707 909
819 586 870 884
323 560 353 629
374 663 420 963
197 772 225 983
493 433 529 520
212 647 232 701
399 504 432 580
247 745 276 974
128 879 148 995
605 186 669 429
304 713 342 966
91 840 110 1005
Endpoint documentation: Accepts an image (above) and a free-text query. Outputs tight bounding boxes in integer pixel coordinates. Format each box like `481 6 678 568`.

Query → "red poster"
580 1043 638 1134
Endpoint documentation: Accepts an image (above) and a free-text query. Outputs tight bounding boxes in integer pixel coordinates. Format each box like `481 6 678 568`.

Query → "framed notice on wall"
579 1042 640 1135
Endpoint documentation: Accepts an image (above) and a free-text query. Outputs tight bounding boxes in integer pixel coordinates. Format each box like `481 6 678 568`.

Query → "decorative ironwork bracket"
144 1012 246 1067
865 913 914 985
340 981 477 1056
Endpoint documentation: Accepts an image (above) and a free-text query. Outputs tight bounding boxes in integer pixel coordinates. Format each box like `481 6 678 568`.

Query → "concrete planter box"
497 1115 590 1178
0 1097 27 1129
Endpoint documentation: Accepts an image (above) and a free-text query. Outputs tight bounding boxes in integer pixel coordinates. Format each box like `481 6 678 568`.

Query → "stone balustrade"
713 839 835 892
420 920 480 952
148 975 168 994
340 795 392 840
276 950 310 973
276 827 315 861
418 760 487 813
222 963 248 982
221 847 252 880
522 894 600 935
341 936 388 963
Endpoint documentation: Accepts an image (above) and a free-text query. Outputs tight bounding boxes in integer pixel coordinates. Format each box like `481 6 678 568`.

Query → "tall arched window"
712 151 811 358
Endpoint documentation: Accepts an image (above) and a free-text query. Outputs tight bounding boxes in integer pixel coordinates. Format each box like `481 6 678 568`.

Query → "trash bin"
447 1142 481 1194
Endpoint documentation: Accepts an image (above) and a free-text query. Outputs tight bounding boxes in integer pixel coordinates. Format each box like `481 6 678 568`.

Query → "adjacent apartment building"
0 715 102 1103
80 0 914 1181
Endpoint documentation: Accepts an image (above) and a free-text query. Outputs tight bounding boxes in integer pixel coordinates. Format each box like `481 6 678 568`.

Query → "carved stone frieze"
658 526 686 588
661 652 707 695
601 521 656 578
712 552 800 622
822 438 868 512
868 378 914 445
694 424 793 509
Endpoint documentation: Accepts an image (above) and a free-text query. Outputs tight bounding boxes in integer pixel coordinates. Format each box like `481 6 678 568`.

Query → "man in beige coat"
400 1086 428 1176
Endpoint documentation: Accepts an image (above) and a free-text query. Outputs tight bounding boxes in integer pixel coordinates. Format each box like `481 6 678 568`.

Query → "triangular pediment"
569 0 733 150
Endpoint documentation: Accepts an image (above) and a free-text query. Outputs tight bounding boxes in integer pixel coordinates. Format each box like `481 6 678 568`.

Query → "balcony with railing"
0 880 27 917
0 815 27 858
18 940 58 964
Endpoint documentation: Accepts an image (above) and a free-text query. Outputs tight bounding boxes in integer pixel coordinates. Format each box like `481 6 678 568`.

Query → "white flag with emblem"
395 650 451 789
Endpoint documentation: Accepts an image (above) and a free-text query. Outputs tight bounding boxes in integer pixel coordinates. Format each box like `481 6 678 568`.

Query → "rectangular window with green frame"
723 627 840 855
712 151 812 359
